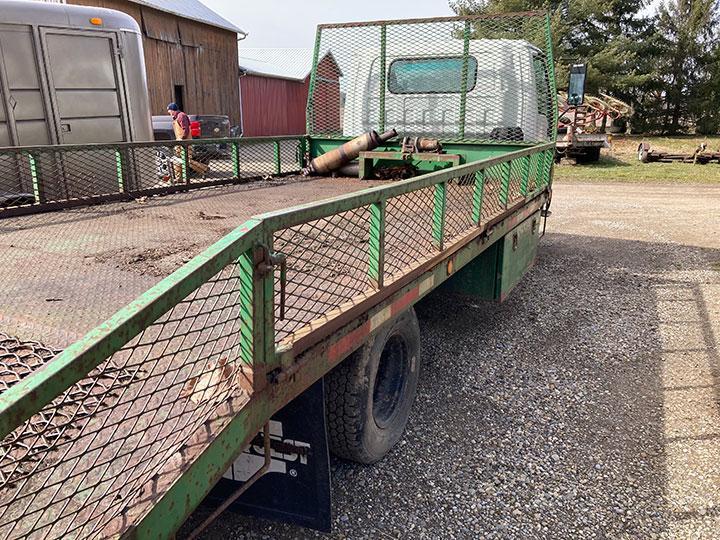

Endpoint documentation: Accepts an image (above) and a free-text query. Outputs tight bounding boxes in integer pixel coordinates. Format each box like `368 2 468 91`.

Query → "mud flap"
205 380 332 532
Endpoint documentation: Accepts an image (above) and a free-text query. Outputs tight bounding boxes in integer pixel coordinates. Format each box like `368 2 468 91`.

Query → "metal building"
238 48 341 136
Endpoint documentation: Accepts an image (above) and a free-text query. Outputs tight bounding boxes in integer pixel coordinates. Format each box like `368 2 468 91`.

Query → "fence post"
115 149 124 193
432 182 446 251
369 200 386 289
306 28 323 135
542 149 554 187
298 137 307 169
181 144 189 183
379 24 387 133
273 141 281 175
459 20 471 140
472 169 485 225
232 141 240 179
499 161 511 208
26 152 41 204
519 155 531 196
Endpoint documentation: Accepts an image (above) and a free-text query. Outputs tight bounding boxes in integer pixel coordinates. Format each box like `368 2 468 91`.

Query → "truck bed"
0 142 554 540
1 176 384 349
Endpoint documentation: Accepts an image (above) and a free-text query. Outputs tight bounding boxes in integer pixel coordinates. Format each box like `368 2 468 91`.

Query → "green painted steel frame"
306 12 557 146
1 135 306 218
1 12 561 531
0 140 554 538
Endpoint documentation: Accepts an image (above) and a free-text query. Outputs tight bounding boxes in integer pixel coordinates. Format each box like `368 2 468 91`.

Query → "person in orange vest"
167 102 208 180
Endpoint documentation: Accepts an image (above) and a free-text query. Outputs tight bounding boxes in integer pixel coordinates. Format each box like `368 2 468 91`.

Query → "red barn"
238 48 341 136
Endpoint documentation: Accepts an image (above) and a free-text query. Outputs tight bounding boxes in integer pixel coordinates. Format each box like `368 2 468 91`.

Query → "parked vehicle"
152 114 231 180
0 12 558 539
554 64 610 163
0 0 152 206
342 39 553 143
0 0 151 146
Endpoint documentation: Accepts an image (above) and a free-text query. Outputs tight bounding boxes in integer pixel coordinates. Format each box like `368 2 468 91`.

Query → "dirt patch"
92 242 202 277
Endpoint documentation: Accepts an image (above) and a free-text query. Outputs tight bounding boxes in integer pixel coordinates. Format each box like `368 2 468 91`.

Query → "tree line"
451 0 720 134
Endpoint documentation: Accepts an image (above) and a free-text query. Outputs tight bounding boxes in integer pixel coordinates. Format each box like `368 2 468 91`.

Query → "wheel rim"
372 334 410 429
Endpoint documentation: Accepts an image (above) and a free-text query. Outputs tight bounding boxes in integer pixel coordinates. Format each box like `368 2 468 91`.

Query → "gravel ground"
183 181 720 539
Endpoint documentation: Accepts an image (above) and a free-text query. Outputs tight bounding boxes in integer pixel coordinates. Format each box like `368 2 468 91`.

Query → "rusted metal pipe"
401 136 442 153
303 129 397 175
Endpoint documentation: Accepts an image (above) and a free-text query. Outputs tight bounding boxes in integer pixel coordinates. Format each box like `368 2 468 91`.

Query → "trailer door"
40 29 128 144
0 25 55 146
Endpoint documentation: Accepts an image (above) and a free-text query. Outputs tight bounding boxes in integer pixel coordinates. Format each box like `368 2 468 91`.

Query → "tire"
325 308 421 464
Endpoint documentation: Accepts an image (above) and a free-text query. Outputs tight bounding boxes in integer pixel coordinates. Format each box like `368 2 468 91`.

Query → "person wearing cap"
167 102 191 141
166 102 208 179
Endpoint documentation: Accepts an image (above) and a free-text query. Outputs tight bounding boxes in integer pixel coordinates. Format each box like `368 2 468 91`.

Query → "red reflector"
190 121 201 138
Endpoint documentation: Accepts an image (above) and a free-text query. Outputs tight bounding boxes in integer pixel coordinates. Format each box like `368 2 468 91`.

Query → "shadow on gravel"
184 232 720 539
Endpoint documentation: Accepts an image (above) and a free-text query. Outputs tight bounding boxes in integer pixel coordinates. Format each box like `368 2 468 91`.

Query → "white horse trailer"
0 0 153 205
0 0 152 147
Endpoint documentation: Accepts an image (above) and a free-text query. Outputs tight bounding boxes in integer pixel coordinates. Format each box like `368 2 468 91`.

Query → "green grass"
554 135 720 183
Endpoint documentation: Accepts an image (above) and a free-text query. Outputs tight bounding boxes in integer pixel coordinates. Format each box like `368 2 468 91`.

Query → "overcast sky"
201 0 455 48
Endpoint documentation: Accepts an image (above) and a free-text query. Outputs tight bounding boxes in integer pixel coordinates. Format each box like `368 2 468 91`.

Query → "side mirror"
567 63 587 106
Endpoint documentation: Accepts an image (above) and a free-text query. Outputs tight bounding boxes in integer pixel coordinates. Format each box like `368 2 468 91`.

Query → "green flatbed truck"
0 12 557 538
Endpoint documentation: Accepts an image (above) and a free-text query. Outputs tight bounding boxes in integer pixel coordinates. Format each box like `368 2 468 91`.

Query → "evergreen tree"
655 0 719 133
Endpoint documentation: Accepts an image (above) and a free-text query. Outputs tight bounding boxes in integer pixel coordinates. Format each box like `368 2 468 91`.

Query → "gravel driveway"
187 180 720 539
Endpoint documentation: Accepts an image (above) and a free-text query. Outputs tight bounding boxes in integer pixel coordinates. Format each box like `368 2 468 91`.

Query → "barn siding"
239 55 342 136
239 75 306 136
68 0 241 126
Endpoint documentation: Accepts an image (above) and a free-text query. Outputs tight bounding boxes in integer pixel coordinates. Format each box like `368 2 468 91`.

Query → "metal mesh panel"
526 150 543 193
273 207 371 345
0 258 253 539
444 173 477 243
384 186 437 280
279 139 302 174
0 137 304 214
309 13 556 144
481 161 508 221
0 141 554 537
508 156 527 203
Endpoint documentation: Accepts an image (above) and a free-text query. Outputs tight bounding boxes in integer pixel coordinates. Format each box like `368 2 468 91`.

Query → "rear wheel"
325 308 421 464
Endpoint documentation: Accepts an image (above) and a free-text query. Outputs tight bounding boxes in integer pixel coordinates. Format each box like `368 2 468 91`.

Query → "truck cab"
343 39 551 143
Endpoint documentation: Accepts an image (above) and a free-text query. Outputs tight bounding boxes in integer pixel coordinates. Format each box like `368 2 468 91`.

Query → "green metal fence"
0 136 305 216
307 12 557 144
0 142 554 539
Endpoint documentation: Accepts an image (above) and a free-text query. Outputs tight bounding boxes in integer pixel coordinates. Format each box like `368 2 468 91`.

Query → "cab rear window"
388 56 478 94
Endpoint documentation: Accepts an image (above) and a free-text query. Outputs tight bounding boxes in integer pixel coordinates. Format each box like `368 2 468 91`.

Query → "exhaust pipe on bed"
303 129 397 175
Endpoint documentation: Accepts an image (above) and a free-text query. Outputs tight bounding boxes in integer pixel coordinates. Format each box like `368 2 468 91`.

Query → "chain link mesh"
0 138 303 213
309 13 555 143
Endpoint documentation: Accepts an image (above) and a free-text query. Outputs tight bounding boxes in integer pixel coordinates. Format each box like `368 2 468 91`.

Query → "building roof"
239 48 339 81
128 0 245 34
